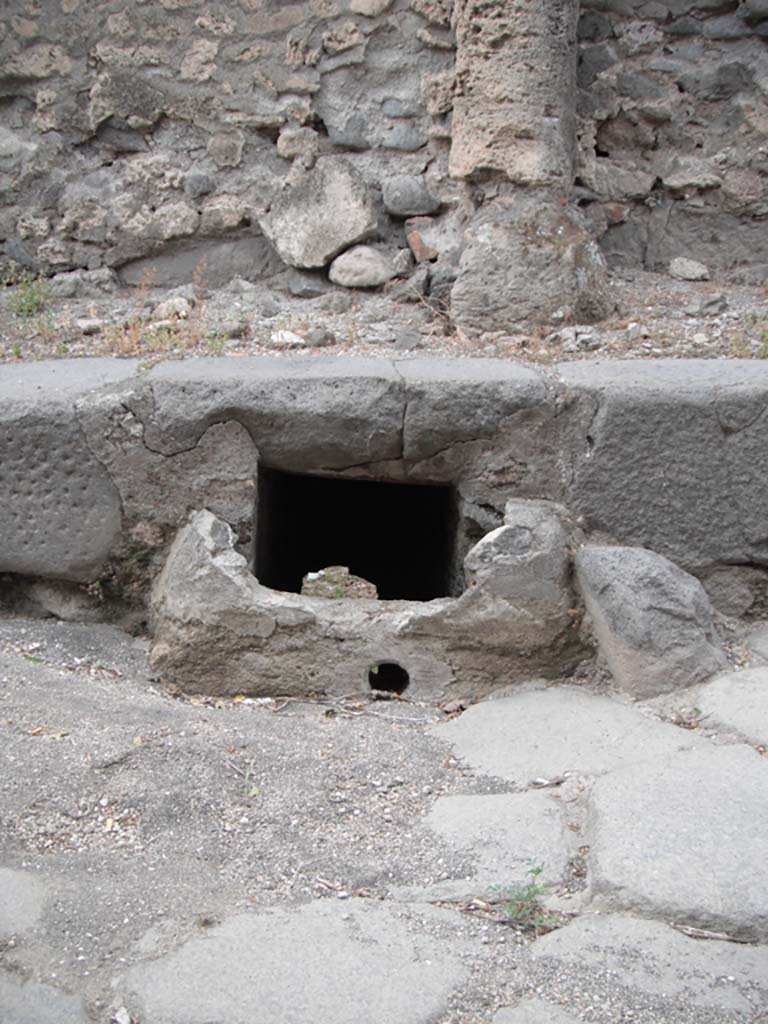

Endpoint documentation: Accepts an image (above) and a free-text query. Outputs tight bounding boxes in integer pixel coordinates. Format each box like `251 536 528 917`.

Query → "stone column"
449 0 580 188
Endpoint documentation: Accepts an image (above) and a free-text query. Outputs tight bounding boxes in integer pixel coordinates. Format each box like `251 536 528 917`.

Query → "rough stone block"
575 544 727 697
451 0 579 186
0 360 137 581
258 156 377 269
450 198 610 332
559 360 768 570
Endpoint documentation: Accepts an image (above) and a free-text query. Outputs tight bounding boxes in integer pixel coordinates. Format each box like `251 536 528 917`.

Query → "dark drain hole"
368 661 410 694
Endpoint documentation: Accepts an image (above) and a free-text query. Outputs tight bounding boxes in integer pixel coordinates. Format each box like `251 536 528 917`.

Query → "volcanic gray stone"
693 667 768 745
396 357 548 462
0 359 136 581
420 791 571 899
0 868 46 940
258 157 377 269
494 1000 580 1024
432 686 704 786
530 914 768 1014
328 246 397 288
382 175 440 217
670 256 710 281
588 744 768 941
0 974 87 1024
465 500 571 629
559 360 768 569
575 545 727 698
142 356 405 470
451 198 610 332
121 900 466 1024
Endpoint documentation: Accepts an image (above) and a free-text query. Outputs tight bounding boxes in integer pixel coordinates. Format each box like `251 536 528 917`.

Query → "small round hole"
368 661 410 694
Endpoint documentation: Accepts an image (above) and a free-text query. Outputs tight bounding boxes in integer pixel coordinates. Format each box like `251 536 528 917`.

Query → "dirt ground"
1 267 766 367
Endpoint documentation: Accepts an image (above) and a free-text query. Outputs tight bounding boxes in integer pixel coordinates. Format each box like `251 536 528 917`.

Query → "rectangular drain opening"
254 466 459 601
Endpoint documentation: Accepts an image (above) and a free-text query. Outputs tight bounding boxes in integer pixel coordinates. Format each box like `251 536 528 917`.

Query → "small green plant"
489 864 554 931
3 264 50 318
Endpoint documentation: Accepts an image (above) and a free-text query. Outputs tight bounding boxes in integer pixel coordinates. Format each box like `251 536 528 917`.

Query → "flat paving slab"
694 667 768 745
588 745 768 941
530 913 768 1015
493 997 579 1024
0 973 87 1024
416 791 572 900
0 867 46 940
120 900 467 1024
432 686 704 785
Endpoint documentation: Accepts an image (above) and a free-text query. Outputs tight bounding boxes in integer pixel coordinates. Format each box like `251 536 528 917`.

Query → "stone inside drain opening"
254 467 460 601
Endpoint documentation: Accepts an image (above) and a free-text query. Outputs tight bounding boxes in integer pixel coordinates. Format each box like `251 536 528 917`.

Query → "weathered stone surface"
76 389 259 538
692 667 768 745
559 360 768 569
669 256 710 280
494 999 580 1024
143 356 405 470
396 358 548 462
151 508 581 699
118 237 282 289
576 544 727 698
432 686 704 786
420 792 572 899
0 974 87 1024
0 359 136 581
451 0 579 186
465 501 571 628
328 245 397 288
530 914 768 1014
0 868 45 940
258 157 377 269
121 900 466 1024
382 175 440 217
451 198 610 332
587 745 768 940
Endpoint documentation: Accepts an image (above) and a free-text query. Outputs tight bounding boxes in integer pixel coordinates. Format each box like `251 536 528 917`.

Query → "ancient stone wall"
1 1 766 326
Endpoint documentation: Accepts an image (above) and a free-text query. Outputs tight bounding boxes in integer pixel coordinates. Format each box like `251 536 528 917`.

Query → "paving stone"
530 913 768 1014
0 973 87 1024
417 791 572 899
694 667 768 744
588 745 768 940
494 997 580 1024
432 686 705 786
121 900 466 1024
0 867 46 940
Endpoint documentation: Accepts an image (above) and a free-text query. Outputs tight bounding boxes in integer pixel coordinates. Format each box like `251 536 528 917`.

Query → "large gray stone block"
0 360 137 581
587 744 768 941
0 867 46 940
576 544 727 698
560 360 768 570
